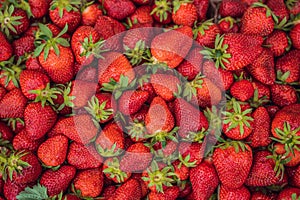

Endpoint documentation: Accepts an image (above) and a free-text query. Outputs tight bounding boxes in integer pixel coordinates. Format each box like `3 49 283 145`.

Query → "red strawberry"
172 160 189 181
73 168 104 198
277 187 300 199
178 142 205 167
67 142 103 169
241 3 275 36
49 0 81 32
230 79 254 101
28 0 50 18
273 143 300 167
108 179 142 200
290 23 300 50
219 0 247 17
101 186 117 199
194 0 209 21
40 165 76 196
81 3 103 26
0 86 6 100
251 191 277 200
0 88 27 118
37 135 68 167
25 56 45 73
0 32 13 61
150 0 172 24
120 143 153 172
287 0 300 15
245 106 272 148
127 5 153 27
70 80 98 108
12 36 35 57
151 26 193 68
190 159 219 200
103 157 132 183
264 30 289 57
193 19 221 48
24 102 57 140
288 165 300 188
148 186 179 200
103 0 136 20
0 121 13 142
218 17 239 34
219 185 251 200
118 90 149 115
172 1 197 27
270 83 298 107
266 0 289 21
3 180 33 200
145 96 174 135
94 16 126 39
13 129 44 152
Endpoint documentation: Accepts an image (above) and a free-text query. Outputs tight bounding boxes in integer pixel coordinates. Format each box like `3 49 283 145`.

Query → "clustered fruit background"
0 0 300 199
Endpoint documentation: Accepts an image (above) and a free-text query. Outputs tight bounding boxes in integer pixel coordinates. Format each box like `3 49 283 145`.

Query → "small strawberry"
193 19 221 48
148 186 180 200
230 79 254 101
172 0 197 27
219 0 247 17
290 23 300 50
127 5 153 28
277 187 300 199
4 180 33 200
270 83 298 107
70 80 98 109
37 135 68 167
178 142 205 166
0 32 13 61
172 160 190 181
288 165 300 188
12 35 35 57
104 0 136 20
0 88 27 118
193 0 209 21
81 3 103 26
150 0 172 24
118 90 149 115
103 157 132 183
67 142 103 169
264 30 289 57
219 185 251 200
108 179 142 200
218 17 239 34
13 129 44 152
0 121 13 142
267 0 289 21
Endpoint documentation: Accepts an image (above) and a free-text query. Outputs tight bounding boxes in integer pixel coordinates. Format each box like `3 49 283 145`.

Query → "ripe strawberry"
12 36 35 57
34 24 74 84
127 5 153 27
270 83 298 107
266 0 289 21
81 3 103 26
70 80 98 108
0 121 13 142
290 23 300 50
103 157 132 183
53 114 99 145
275 49 300 83
148 186 179 200
25 56 45 73
287 0 300 15
193 19 221 48
173 98 209 138
178 142 205 167
245 106 272 148
104 0 136 20
273 143 300 167
13 129 44 152
151 26 193 68
150 0 172 24
190 159 219 200
95 122 125 157
219 185 251 200
230 79 254 101
4 180 33 200
108 179 142 200
145 96 174 134
101 186 116 199
288 165 300 188
0 88 27 118
172 160 189 181
67 142 103 169
172 1 197 27
40 165 76 196
251 191 277 200
73 168 104 198
94 15 126 40
120 142 153 172
118 90 149 115
6 118 25 134
24 102 57 140
37 135 68 167
277 187 300 199
150 73 180 102
49 0 81 32
194 0 209 20
28 0 50 18
240 3 275 36
201 33 263 70
0 86 6 100
219 0 247 17
218 17 239 34
0 32 13 61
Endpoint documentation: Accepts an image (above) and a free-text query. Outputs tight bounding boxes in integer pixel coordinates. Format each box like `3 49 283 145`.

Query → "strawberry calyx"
200 34 231 69
271 122 300 156
286 0 299 10
29 83 60 107
0 56 24 88
85 95 113 124
3 117 24 132
50 0 82 18
182 73 204 101
96 142 124 157
126 120 147 142
153 149 178 166
193 19 214 39
8 0 33 18
55 82 76 111
172 0 193 14
219 16 237 29
80 35 108 59
103 157 129 183
216 139 250 153
178 153 197 168
17 183 64 200
182 128 207 143
142 161 177 193
150 0 172 22
0 4 22 37
252 2 279 24
222 99 253 136
33 23 70 61
266 149 290 180
124 40 152 66
204 106 223 133
146 127 179 148
249 89 270 108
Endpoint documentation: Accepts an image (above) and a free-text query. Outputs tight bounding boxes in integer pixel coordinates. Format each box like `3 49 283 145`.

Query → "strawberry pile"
0 0 300 199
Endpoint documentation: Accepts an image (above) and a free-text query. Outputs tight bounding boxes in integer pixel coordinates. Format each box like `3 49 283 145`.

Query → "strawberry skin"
230 79 254 101
290 23 300 50
172 3 197 27
194 0 209 20
4 180 33 200
81 3 103 26
12 35 35 57
49 8 81 33
277 187 300 199
108 179 142 200
0 32 13 61
148 186 179 200
219 185 251 200
264 30 289 57
118 90 149 115
219 0 247 17
29 0 50 18
270 84 298 107
103 0 136 20
0 88 27 118
13 129 43 152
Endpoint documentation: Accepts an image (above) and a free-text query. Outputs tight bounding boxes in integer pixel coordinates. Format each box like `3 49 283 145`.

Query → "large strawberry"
0 88 27 118
81 3 103 26
34 23 74 84
118 90 149 115
264 30 289 57
172 0 197 27
0 32 13 61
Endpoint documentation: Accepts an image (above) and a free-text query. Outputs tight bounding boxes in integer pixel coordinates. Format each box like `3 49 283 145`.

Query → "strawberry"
4 180 33 200
73 168 104 198
95 122 125 157
108 179 142 200
193 0 209 21
28 0 50 18
67 142 103 169
172 160 189 181
218 17 239 34
0 122 13 144
275 49 300 83
13 129 44 152
178 142 205 167
145 96 174 135
193 19 221 48
219 0 247 17
6 118 25 134
270 83 298 107
251 191 277 200
101 186 117 199
40 165 76 196
0 86 6 100
37 135 68 167
201 33 263 70
287 0 300 15
247 48 275 85
118 90 149 115
24 102 57 140
288 165 300 188
103 157 132 183
0 32 13 61
81 3 103 26
132 0 151 5
0 88 27 118
148 186 179 200
70 80 98 108
12 36 35 57
53 114 99 145
103 0 136 20
277 187 300 199
273 143 300 167
266 0 289 21
245 106 272 148
150 73 180 102
120 142 153 172
49 0 81 32
25 56 45 73
34 24 74 84
94 16 126 40
151 26 193 69
290 23 300 50
172 1 197 27
190 159 219 200
150 0 172 24
173 98 208 138
219 185 251 200
127 5 153 27
230 79 254 101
